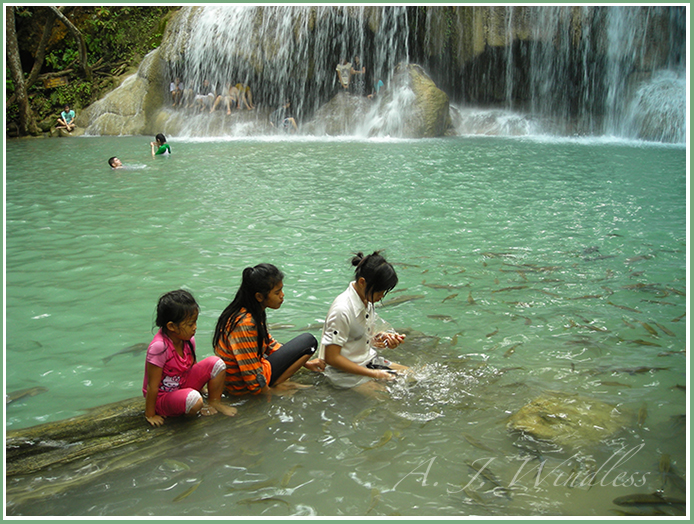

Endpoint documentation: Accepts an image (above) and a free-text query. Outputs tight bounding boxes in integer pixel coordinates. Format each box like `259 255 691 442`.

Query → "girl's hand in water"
371 369 397 380
146 414 166 427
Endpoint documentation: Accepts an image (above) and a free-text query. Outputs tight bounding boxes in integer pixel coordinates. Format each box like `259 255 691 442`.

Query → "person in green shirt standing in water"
150 133 171 156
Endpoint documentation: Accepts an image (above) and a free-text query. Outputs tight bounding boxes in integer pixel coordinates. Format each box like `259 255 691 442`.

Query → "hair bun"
351 252 365 267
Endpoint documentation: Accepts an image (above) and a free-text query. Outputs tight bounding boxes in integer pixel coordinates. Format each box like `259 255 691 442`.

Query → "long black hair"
213 264 284 358
153 289 199 361
351 251 398 300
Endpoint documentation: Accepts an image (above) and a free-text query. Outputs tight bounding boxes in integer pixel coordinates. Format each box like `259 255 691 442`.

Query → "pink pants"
156 356 224 417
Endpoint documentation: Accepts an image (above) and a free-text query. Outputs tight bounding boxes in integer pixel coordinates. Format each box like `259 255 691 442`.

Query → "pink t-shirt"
142 329 195 396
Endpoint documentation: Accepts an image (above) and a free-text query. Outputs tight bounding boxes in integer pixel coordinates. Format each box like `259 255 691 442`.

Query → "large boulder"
372 63 452 138
79 49 168 136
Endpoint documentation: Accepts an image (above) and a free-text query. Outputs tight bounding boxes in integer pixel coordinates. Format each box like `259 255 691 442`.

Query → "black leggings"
267 333 318 386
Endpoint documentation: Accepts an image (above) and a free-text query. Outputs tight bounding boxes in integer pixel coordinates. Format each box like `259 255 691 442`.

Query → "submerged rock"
507 390 629 448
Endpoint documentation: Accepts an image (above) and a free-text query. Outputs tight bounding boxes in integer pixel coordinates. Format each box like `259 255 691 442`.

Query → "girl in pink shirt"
142 289 237 426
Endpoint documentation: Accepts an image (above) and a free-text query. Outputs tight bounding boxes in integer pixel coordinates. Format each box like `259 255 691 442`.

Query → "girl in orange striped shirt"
213 264 325 396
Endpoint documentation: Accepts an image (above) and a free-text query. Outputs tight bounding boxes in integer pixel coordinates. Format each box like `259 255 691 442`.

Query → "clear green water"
5 135 687 516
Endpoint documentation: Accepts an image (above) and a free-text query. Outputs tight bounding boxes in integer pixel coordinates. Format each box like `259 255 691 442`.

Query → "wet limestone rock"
78 49 168 136
507 390 629 448
384 63 452 138
307 63 452 138
302 91 374 136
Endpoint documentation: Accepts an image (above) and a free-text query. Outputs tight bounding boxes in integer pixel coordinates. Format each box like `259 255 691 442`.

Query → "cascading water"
413 5 686 141
155 5 410 137
86 5 685 143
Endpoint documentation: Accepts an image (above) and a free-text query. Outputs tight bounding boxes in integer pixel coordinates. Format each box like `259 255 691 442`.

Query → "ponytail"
213 264 284 358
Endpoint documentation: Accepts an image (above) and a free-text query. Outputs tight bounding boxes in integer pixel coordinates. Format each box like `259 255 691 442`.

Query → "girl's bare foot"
207 400 238 417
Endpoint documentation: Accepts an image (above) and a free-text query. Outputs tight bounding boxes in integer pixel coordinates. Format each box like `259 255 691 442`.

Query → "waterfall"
87 5 685 143
157 5 410 136
414 5 686 141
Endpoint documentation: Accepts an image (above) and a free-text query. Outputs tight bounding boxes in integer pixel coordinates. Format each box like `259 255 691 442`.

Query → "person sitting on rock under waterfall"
211 82 239 114
170 77 183 107
336 58 352 91
318 251 408 393
236 83 255 110
143 290 237 427
270 101 298 132
150 134 171 156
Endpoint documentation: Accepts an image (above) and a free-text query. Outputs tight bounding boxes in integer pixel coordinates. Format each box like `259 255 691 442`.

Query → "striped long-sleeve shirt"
214 309 280 395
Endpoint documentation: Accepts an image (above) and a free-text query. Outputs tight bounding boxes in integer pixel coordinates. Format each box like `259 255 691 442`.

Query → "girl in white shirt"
319 251 407 389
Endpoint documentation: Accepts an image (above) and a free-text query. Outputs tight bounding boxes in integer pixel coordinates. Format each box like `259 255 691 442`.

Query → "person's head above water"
351 251 398 303
155 133 167 145
108 157 122 168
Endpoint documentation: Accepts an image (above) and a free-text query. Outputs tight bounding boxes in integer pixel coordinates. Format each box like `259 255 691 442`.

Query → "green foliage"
8 6 178 134
50 82 92 109
45 48 79 70
82 6 173 65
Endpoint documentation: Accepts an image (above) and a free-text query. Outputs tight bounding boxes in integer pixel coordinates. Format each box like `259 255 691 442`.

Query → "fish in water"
162 459 191 472
492 285 528 294
422 281 467 290
462 432 495 452
653 322 676 337
173 479 203 502
442 293 458 303
607 301 642 313
365 487 381 515
280 464 303 488
467 291 476 305
598 381 632 388
628 339 661 347
102 342 148 364
637 403 647 427
503 343 521 358
636 321 658 337
359 430 396 451
379 294 425 307
565 294 603 300
622 318 636 329
611 366 669 374
658 454 670 489
352 406 378 427
466 460 512 500
625 254 654 264
658 350 686 357
427 314 455 323
485 328 499 338
236 496 290 508
6 386 48 405
613 492 685 507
